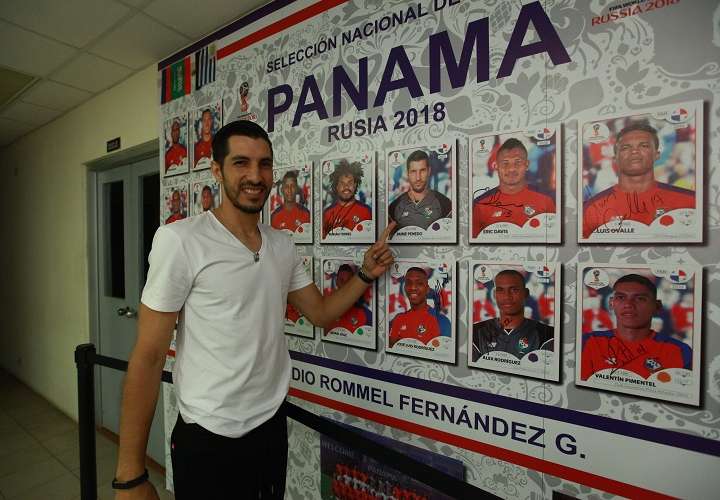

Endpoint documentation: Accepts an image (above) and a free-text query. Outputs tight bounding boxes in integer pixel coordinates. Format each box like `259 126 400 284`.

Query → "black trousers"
170 403 288 499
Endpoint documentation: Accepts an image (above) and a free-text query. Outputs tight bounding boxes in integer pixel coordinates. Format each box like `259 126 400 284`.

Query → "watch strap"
112 469 149 490
357 268 375 284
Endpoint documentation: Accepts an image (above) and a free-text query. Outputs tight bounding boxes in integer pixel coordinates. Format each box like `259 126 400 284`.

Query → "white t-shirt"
141 211 312 437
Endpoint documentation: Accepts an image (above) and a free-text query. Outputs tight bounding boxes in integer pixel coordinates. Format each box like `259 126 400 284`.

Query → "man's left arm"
289 223 396 328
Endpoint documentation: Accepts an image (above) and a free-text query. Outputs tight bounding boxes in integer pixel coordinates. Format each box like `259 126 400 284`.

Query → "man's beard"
336 190 355 203
223 179 269 214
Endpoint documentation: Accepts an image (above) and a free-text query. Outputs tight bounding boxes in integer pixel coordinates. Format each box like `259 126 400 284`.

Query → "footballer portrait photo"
191 100 222 171
285 256 314 338
321 153 376 244
161 177 189 225
385 259 455 363
468 261 560 381
268 164 312 244
321 258 376 349
190 169 221 216
386 141 456 244
469 126 560 243
576 263 702 405
163 113 189 176
579 101 703 243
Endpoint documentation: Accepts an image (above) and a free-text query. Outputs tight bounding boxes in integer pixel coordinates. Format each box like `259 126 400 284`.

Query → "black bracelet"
112 469 149 490
357 268 375 284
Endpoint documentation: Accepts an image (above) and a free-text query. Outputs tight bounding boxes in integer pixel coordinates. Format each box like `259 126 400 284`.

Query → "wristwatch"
112 469 149 490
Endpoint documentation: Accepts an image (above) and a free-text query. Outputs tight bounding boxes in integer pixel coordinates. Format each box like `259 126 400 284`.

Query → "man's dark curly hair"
330 159 364 195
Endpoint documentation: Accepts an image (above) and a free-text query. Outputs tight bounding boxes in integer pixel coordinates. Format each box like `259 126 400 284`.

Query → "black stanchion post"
75 343 98 500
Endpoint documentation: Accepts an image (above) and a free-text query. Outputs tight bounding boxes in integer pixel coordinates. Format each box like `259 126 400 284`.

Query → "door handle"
117 306 138 318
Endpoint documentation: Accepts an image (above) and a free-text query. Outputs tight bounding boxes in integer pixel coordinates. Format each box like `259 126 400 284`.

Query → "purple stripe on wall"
158 0 298 70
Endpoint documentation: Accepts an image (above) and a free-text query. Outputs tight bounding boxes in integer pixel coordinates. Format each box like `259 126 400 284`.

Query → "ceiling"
0 0 269 148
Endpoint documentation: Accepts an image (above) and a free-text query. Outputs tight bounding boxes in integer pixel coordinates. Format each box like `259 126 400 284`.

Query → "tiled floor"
0 369 174 500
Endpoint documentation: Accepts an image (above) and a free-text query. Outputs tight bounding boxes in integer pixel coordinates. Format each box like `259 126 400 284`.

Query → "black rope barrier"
75 343 498 500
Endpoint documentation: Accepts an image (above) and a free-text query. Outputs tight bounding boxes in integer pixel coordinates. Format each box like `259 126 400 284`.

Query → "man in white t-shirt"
113 120 395 500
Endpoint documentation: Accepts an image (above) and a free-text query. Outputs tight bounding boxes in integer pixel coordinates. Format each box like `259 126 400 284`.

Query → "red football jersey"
165 212 185 224
389 305 447 347
286 303 301 323
323 200 372 236
582 182 695 238
581 329 690 380
326 305 371 334
472 186 555 236
165 143 187 171
194 138 212 167
271 204 310 232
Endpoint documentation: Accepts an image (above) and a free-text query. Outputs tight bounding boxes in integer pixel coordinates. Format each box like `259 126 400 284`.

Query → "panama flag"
537 265 551 277
669 268 687 282
670 108 689 123
536 127 553 140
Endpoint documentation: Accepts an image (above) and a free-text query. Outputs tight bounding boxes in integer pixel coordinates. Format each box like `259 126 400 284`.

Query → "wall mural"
158 1 720 498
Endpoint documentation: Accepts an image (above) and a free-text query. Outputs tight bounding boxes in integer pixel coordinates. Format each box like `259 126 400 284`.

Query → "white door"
96 157 165 463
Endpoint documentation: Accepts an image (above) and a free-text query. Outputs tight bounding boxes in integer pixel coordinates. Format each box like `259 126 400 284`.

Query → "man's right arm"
114 304 177 499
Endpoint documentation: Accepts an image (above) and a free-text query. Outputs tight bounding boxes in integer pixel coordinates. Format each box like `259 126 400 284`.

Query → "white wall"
0 65 158 419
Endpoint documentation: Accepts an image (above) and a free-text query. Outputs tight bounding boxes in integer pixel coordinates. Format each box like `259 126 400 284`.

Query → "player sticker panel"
191 101 222 171
320 153 376 244
190 170 221 216
469 126 561 243
578 101 703 243
576 263 702 405
385 259 455 363
285 256 314 338
321 258 376 349
161 176 189 226
468 261 560 381
386 141 457 244
163 113 189 177
268 164 312 244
